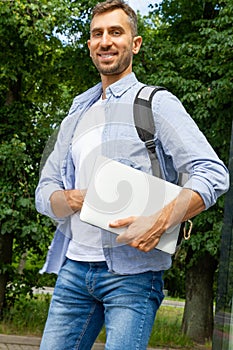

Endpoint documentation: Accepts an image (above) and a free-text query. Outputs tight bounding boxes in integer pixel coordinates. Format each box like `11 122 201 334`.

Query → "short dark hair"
91 0 138 37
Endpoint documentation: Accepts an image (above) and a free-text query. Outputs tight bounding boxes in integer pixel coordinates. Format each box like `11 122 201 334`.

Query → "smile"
101 54 114 58
98 53 116 59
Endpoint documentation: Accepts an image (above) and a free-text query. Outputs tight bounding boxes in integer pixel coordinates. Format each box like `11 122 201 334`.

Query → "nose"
100 32 112 47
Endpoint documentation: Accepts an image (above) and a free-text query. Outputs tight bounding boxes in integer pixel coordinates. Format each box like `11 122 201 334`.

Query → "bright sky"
128 0 162 16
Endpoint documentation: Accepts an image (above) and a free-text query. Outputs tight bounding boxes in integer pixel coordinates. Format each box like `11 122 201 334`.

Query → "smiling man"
36 1 229 349
87 5 142 89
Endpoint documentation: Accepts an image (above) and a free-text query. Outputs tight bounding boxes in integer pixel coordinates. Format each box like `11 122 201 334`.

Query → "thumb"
109 216 136 228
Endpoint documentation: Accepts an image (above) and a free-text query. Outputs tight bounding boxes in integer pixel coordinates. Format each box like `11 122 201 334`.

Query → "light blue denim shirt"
36 73 229 275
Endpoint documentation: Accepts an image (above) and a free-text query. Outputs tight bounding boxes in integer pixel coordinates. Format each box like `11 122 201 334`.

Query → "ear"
87 39 92 57
132 36 142 55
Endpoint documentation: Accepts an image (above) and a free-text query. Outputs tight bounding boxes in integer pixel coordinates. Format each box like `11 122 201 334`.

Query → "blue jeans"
40 259 164 350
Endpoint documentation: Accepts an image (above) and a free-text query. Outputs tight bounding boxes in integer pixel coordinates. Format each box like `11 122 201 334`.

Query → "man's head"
91 0 138 37
88 0 142 84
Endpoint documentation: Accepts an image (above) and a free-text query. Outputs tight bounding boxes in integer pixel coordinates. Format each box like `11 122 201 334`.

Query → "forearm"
50 189 85 218
156 188 205 232
181 190 206 221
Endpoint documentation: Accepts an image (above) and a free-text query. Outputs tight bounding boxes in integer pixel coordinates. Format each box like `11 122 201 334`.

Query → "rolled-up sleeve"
153 91 229 209
35 120 69 223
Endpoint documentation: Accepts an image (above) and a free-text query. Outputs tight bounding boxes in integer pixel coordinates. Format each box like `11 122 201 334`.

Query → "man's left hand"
109 189 205 252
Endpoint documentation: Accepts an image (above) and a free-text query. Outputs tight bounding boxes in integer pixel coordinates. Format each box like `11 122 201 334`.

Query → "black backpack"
133 85 192 247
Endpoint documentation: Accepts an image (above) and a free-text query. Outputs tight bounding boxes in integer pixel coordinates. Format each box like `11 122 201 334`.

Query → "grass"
0 294 51 336
0 295 211 349
150 306 193 348
96 306 195 349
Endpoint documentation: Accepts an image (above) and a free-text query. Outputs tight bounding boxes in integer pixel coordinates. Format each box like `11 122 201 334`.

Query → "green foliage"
149 306 194 348
0 0 87 312
0 0 101 313
1 294 51 336
0 132 54 308
164 250 186 298
134 1 232 307
135 0 232 260
1 296 203 349
0 0 232 314
98 306 195 348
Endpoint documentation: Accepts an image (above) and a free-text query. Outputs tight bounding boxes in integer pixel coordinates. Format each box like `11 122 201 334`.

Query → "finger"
109 216 136 228
130 237 161 252
116 229 136 244
116 234 134 244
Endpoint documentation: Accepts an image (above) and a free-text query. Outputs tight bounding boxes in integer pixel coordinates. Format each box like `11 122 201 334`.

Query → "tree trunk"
5 78 22 105
182 251 217 343
0 232 14 317
18 252 28 274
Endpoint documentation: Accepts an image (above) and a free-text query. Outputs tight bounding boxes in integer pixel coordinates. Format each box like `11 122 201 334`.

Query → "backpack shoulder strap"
133 85 166 145
133 85 166 178
133 85 192 249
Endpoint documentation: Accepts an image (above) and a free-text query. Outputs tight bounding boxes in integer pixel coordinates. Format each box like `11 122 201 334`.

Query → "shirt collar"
106 73 138 98
70 73 138 115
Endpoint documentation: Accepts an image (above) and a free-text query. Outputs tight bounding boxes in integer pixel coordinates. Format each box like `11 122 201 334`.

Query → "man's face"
88 9 142 79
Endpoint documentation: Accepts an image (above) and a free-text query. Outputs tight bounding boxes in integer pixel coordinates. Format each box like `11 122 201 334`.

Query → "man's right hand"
50 189 86 218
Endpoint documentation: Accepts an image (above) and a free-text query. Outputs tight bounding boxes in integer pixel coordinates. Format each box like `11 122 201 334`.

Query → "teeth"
101 54 113 58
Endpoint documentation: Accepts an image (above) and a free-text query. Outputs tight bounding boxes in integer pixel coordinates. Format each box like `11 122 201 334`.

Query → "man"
36 1 229 349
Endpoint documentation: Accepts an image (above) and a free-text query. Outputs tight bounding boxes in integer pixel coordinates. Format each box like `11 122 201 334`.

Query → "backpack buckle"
145 139 155 152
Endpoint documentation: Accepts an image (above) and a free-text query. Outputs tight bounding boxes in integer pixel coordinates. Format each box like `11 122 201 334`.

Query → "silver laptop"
80 155 182 254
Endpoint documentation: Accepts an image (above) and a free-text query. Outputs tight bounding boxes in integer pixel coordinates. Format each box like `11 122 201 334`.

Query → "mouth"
98 52 116 61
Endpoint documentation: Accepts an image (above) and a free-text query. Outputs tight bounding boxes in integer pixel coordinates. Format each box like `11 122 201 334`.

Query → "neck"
101 68 132 99
101 75 119 99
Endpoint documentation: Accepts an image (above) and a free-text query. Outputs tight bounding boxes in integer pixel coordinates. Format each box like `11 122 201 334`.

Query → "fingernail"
110 220 118 225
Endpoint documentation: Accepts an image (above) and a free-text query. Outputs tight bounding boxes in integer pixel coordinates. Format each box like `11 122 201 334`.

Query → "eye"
92 31 102 38
111 30 121 36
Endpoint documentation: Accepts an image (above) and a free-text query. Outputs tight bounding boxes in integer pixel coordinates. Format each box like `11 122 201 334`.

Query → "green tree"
0 0 98 315
1 0 232 344
134 0 232 342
